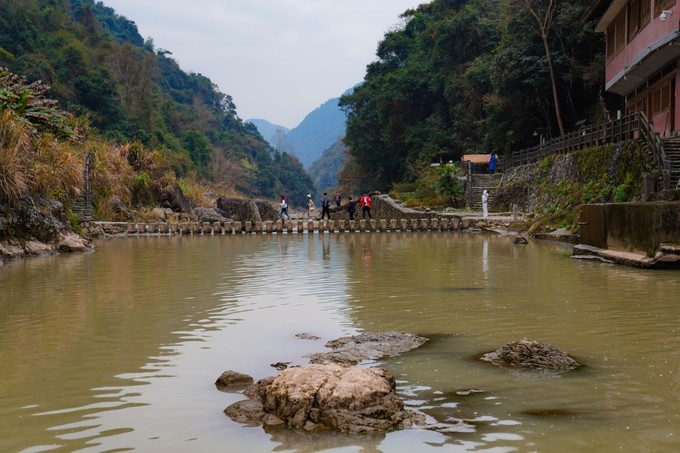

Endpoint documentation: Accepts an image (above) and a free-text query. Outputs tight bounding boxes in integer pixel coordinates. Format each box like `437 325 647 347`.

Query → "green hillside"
340 0 608 192
0 0 314 206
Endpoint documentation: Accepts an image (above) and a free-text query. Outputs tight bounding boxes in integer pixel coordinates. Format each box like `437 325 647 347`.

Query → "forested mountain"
0 0 315 205
246 119 289 148
308 139 348 194
340 0 609 192
284 92 349 169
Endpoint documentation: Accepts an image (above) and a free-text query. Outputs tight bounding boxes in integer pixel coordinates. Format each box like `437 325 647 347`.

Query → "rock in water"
481 338 580 372
225 363 425 433
215 370 254 391
307 331 428 365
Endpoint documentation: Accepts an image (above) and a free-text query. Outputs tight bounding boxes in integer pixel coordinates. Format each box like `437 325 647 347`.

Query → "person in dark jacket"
320 192 331 219
346 197 356 220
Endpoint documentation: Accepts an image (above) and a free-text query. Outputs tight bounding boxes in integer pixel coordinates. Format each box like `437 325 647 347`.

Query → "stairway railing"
637 112 671 190
510 112 673 191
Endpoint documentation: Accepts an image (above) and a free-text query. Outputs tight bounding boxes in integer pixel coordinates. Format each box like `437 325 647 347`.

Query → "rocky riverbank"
0 196 91 266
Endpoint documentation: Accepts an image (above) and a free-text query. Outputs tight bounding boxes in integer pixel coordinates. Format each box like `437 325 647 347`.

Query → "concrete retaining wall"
579 202 680 256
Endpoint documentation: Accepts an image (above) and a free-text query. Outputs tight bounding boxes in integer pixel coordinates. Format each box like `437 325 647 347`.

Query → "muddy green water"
1 232 679 452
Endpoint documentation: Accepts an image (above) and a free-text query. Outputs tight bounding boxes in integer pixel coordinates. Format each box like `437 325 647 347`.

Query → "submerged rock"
307 331 428 365
513 235 528 244
215 370 254 391
225 363 425 433
295 333 321 341
480 338 580 372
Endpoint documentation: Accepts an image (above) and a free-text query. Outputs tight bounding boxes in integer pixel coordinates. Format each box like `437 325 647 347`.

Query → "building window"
629 0 652 41
655 0 677 16
627 72 676 119
607 9 628 60
629 0 640 40
641 0 651 26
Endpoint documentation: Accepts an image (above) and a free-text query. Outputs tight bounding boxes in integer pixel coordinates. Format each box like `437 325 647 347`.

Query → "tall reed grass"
0 113 84 205
0 112 31 204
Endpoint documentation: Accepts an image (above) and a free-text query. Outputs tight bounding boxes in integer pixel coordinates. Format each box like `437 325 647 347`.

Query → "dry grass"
178 178 210 207
1 113 85 205
88 139 134 219
31 136 83 202
0 113 31 204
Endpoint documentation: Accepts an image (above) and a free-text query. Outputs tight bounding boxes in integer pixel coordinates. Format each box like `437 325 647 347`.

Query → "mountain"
285 90 352 168
0 0 315 205
246 119 289 147
308 138 348 193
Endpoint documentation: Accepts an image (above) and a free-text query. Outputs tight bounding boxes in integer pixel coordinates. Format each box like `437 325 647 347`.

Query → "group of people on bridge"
279 192 373 221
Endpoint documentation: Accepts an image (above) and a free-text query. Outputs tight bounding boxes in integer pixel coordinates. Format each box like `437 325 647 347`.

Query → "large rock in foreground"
480 338 580 372
225 363 425 434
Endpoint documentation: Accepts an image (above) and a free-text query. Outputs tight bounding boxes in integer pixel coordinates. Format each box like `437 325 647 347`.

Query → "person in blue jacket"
488 152 498 174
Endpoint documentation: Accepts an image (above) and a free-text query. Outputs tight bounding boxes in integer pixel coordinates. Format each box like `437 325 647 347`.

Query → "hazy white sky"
101 0 424 129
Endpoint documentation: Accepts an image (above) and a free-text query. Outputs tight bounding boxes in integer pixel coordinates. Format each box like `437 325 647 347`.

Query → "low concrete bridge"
83 216 495 237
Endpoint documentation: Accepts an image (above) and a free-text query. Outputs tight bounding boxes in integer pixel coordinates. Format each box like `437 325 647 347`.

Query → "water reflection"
1 233 679 452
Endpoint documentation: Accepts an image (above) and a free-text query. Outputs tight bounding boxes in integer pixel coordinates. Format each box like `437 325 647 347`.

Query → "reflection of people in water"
321 235 330 261
362 246 372 278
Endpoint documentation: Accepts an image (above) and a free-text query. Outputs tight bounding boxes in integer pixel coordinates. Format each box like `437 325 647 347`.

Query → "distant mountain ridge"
285 95 348 168
246 119 289 145
250 88 352 169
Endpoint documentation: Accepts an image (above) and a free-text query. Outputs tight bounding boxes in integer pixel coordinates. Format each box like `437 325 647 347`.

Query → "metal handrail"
510 112 640 168
509 112 673 190
638 111 671 190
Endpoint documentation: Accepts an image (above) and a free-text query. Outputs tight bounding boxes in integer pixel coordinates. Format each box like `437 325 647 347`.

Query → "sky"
101 0 425 129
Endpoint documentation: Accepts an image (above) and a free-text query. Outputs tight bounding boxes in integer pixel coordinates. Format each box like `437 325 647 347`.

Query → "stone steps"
72 196 93 221
469 174 501 210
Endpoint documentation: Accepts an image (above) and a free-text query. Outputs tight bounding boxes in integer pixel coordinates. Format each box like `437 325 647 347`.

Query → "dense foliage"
0 0 314 205
340 0 606 192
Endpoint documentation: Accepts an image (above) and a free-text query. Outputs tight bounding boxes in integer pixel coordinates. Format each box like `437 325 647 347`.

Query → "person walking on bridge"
359 192 372 219
306 194 315 219
320 192 331 220
346 197 356 220
279 194 291 220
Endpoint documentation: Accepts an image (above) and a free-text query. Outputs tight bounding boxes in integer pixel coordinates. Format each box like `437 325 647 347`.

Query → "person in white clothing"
279 194 291 220
482 190 489 218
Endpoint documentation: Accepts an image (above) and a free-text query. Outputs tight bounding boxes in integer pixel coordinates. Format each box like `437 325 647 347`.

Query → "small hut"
461 154 491 175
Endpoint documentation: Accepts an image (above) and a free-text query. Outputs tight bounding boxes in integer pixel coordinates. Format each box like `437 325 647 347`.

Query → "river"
1 232 679 452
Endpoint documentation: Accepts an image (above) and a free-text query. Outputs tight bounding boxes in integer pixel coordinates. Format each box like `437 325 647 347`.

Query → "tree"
505 0 565 135
434 163 465 206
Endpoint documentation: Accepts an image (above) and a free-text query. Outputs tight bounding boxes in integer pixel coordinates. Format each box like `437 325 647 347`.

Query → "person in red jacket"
359 192 372 219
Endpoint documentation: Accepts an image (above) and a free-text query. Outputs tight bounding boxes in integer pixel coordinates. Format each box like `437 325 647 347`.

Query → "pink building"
587 0 680 136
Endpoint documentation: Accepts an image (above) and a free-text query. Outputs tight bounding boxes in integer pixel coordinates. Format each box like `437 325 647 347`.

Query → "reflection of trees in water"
264 423 384 452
